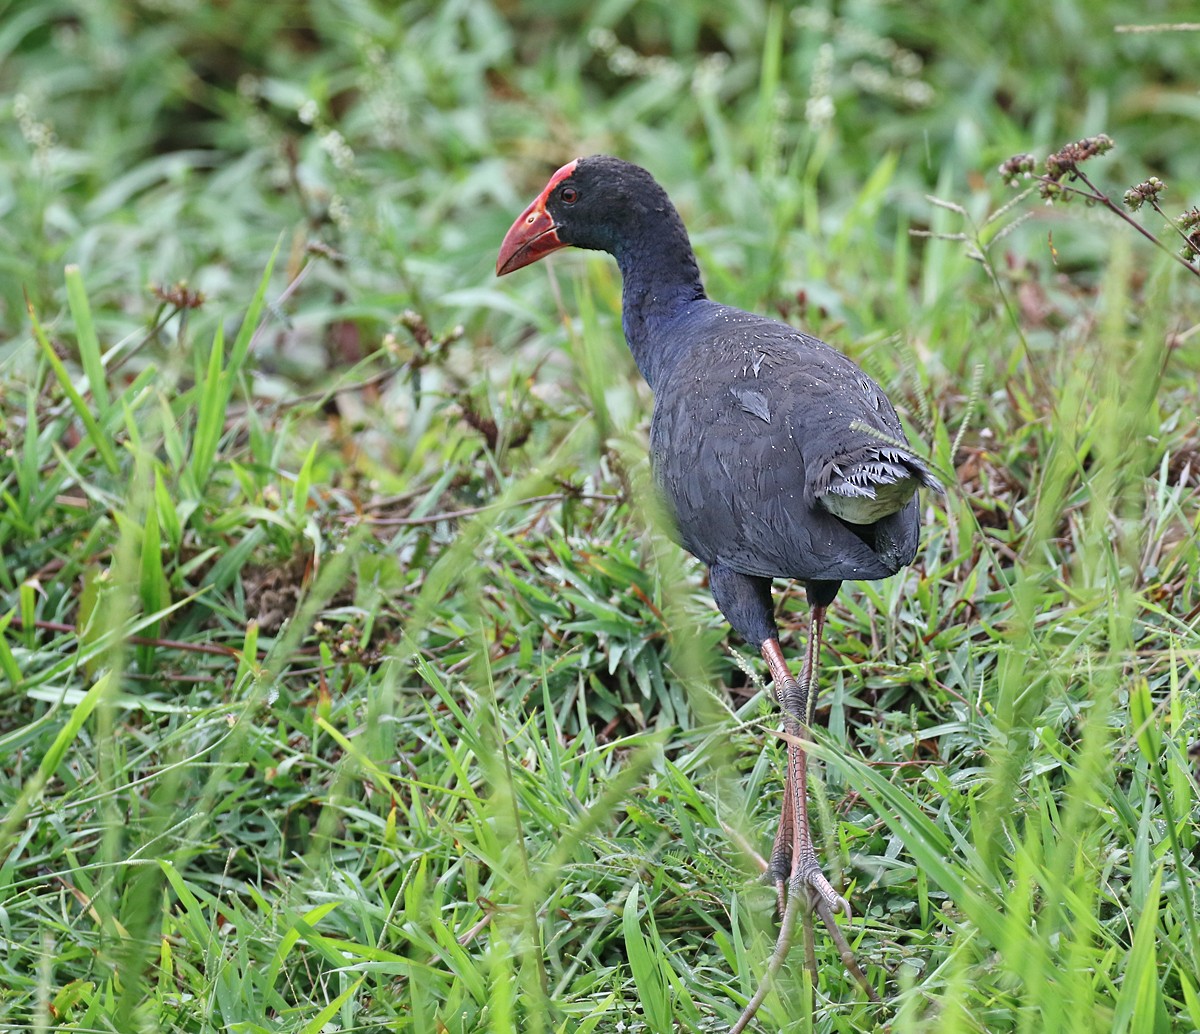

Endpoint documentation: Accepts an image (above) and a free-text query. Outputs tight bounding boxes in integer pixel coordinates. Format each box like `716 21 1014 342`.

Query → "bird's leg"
724 614 888 1034
735 606 882 1024
760 606 849 917
768 770 791 914
730 604 882 1033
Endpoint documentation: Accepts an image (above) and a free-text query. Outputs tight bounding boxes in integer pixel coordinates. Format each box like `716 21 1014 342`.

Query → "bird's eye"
560 186 578 204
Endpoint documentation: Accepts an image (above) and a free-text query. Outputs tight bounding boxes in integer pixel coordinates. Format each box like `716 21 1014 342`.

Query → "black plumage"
498 155 939 1014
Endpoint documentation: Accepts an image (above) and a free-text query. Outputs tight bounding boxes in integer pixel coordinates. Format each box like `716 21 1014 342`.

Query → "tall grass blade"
64 264 109 411
622 882 672 1033
1111 867 1165 1034
190 243 280 489
27 294 120 475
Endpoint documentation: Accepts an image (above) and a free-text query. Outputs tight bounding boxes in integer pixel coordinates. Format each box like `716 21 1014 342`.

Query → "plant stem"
1061 169 1200 280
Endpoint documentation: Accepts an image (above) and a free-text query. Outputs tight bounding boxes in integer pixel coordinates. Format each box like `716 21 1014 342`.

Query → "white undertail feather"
820 474 922 524
818 447 942 525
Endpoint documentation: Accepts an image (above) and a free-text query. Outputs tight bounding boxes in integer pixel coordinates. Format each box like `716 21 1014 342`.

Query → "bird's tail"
817 445 942 525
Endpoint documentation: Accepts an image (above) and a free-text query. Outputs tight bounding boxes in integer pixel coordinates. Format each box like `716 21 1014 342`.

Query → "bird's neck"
614 229 707 391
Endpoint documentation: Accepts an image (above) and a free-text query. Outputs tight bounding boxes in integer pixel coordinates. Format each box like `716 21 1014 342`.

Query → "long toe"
767 842 791 915
768 767 796 901
767 838 793 889
792 857 851 917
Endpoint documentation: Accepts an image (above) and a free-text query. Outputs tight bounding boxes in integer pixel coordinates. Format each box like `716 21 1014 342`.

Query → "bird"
497 155 940 1022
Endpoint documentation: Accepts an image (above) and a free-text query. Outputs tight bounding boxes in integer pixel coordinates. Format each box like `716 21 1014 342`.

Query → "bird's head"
495 156 670 275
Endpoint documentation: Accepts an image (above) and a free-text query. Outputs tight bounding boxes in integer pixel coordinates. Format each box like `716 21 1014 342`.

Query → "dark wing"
649 306 937 583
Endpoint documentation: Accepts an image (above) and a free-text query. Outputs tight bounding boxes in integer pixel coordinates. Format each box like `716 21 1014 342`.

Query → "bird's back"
647 302 936 584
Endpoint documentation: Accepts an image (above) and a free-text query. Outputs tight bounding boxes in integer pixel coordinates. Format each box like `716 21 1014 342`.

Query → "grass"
2 1 1200 1031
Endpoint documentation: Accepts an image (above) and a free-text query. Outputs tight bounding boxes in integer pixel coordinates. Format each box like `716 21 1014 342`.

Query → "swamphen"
497 156 939 1018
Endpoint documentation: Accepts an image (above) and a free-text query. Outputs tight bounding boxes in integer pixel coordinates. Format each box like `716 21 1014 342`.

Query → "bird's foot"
731 867 879 1033
765 840 849 918
790 854 851 918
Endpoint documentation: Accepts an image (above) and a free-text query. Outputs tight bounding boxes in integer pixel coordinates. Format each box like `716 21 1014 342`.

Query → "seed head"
1123 178 1164 212
998 153 1036 187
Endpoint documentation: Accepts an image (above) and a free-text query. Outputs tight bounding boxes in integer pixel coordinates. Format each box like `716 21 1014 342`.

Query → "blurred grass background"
1 0 1199 1031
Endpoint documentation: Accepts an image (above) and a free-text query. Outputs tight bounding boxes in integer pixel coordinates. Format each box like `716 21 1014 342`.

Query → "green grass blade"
0 608 22 686
64 263 109 411
190 243 280 489
816 738 1007 947
622 882 671 1033
191 322 228 490
138 498 168 671
1111 867 1164 1034
226 238 281 377
27 295 120 475
263 901 341 993
154 467 182 553
292 439 318 524
298 977 364 1034
0 673 112 852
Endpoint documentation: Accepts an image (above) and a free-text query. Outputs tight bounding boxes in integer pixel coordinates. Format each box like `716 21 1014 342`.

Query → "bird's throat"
616 244 706 391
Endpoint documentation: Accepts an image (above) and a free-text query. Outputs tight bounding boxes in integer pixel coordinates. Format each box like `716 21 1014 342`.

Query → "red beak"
496 159 579 276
